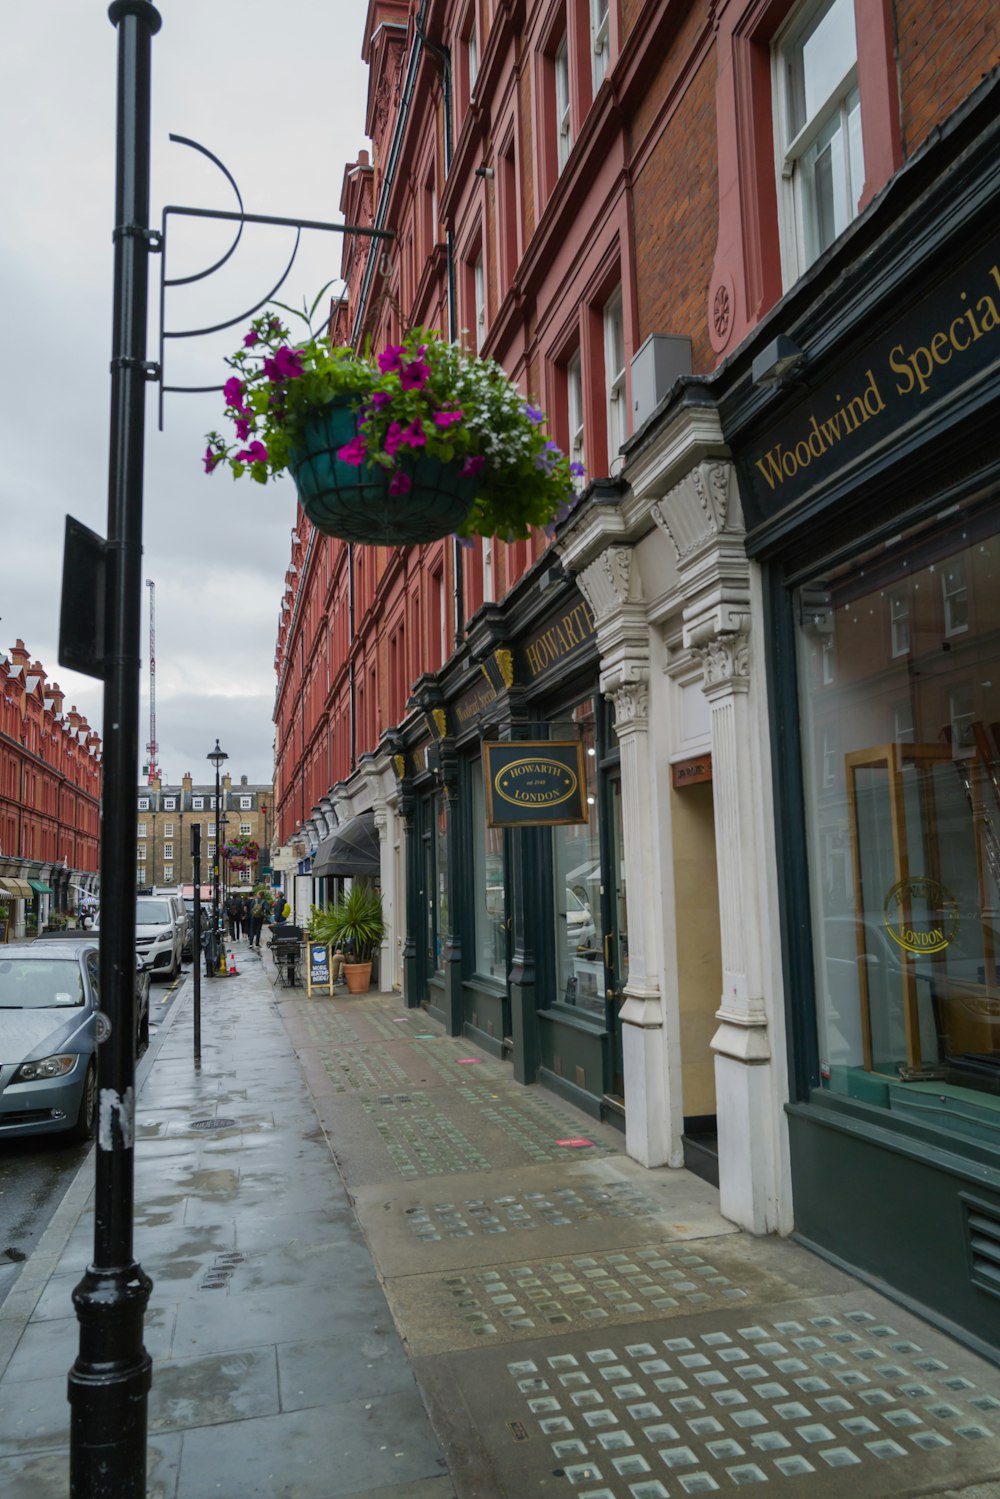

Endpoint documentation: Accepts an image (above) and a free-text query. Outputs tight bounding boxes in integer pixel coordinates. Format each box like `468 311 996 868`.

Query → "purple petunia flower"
543 440 561 453
263 346 304 381
524 403 545 424
570 461 585 477
388 471 412 497
369 390 392 410
377 344 406 374
203 446 223 474
400 418 426 448
234 416 253 442
337 434 368 466
243 330 259 347
223 376 245 407
460 455 486 478
399 357 431 391
236 440 268 465
383 421 405 457
433 410 463 427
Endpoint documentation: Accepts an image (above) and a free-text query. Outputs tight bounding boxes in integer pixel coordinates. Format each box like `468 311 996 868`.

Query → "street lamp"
207 740 227 970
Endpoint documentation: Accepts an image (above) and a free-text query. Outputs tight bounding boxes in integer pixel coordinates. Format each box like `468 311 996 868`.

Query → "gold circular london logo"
494 757 578 809
882 876 960 954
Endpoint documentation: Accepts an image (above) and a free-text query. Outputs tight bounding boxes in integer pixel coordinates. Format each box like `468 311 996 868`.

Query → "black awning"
312 811 380 878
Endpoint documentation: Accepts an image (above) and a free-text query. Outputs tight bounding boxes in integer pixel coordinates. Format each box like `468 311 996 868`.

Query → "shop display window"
435 792 448 971
796 496 1000 1136
471 760 506 981
550 699 605 1017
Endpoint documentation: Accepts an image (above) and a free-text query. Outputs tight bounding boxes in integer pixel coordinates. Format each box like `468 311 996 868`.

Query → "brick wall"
631 45 718 375
897 1 1000 158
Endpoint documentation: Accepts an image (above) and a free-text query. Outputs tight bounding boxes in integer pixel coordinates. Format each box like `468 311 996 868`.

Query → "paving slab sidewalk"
0 947 451 1499
1 946 999 1499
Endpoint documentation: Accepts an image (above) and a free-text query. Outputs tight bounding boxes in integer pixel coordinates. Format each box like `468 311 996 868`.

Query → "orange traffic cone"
229 951 238 975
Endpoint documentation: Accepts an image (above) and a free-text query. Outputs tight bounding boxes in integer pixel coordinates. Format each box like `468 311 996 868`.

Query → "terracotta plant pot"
343 960 373 994
289 398 477 546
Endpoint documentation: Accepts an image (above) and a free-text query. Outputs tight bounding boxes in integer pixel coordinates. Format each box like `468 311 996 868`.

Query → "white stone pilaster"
576 546 682 1168
653 459 789 1233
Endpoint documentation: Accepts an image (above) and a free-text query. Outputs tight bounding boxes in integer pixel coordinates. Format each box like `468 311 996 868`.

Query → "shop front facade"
720 75 1000 1356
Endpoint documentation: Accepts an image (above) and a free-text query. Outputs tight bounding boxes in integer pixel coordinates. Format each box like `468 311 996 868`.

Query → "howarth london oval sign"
495 757 578 808
482 740 588 827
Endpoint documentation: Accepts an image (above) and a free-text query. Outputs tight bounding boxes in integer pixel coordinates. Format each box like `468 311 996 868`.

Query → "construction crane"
144 578 160 784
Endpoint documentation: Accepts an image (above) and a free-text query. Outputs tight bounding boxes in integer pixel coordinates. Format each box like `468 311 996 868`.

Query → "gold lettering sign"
522 600 595 680
883 876 959 955
494 757 579 809
753 260 1000 496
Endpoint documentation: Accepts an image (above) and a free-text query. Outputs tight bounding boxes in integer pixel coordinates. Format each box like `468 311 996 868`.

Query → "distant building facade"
0 639 102 936
135 773 273 892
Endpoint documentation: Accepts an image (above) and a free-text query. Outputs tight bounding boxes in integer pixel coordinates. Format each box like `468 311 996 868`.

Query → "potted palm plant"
203 307 582 547
325 884 385 994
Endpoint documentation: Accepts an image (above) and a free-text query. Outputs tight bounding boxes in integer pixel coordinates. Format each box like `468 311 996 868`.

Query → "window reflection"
551 700 605 1016
472 761 506 980
797 500 1000 1125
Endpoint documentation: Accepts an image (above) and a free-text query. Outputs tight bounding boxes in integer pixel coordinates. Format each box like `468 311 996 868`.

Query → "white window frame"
193 797 204 810
482 537 495 604
603 288 626 469
137 797 149 811
468 18 479 94
208 842 216 859
773 0 863 286
240 822 253 836
136 867 146 887
474 253 485 352
163 822 174 838
888 587 911 657
821 635 834 685
591 0 610 90
136 843 146 860
555 35 572 172
240 796 252 809
137 822 147 838
163 865 174 882
164 797 176 810
163 843 173 860
942 557 969 636
567 350 585 490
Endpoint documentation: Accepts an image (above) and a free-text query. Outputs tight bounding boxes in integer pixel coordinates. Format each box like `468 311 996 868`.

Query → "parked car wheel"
70 1061 98 1142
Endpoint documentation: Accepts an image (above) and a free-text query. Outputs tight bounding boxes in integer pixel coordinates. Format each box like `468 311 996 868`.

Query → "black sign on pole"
482 741 589 827
59 517 110 681
191 825 202 1062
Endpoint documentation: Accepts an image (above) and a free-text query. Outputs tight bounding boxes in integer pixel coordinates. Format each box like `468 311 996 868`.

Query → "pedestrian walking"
225 894 240 941
248 894 266 948
272 890 291 925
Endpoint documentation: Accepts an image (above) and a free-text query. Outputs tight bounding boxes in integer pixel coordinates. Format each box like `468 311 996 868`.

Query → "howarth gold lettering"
524 602 595 677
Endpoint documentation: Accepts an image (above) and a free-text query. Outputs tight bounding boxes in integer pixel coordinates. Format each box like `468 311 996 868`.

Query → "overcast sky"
1 1 372 787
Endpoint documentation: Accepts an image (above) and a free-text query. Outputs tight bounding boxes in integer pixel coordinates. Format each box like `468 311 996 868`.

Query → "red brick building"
0 640 102 935
274 0 1000 1353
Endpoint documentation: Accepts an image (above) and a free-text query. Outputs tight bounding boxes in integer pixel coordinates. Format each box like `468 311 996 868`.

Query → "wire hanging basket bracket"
156 135 394 430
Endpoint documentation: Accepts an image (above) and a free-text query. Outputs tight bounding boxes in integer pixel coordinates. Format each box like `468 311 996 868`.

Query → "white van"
95 895 185 979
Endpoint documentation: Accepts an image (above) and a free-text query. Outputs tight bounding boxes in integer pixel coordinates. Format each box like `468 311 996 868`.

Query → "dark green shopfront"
391 567 630 1129
723 75 1000 1359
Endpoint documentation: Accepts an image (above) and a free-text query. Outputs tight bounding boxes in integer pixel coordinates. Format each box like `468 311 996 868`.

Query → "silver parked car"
0 940 150 1141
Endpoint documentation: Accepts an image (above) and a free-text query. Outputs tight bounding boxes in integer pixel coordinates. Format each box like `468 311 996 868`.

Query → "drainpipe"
415 11 464 651
348 544 357 771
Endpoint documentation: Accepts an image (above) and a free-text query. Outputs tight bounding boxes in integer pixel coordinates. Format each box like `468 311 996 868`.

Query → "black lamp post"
207 740 227 968
66 6 161 1494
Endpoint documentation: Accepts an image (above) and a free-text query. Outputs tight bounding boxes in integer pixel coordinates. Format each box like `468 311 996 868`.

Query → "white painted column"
651 458 791 1233
576 546 682 1169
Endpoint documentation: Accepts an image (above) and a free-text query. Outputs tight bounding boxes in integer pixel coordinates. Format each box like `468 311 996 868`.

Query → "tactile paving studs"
503 1309 999 1490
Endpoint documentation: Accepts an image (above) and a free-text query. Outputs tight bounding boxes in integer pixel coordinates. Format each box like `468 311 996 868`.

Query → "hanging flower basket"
288 398 478 546
203 308 583 547
222 834 259 863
